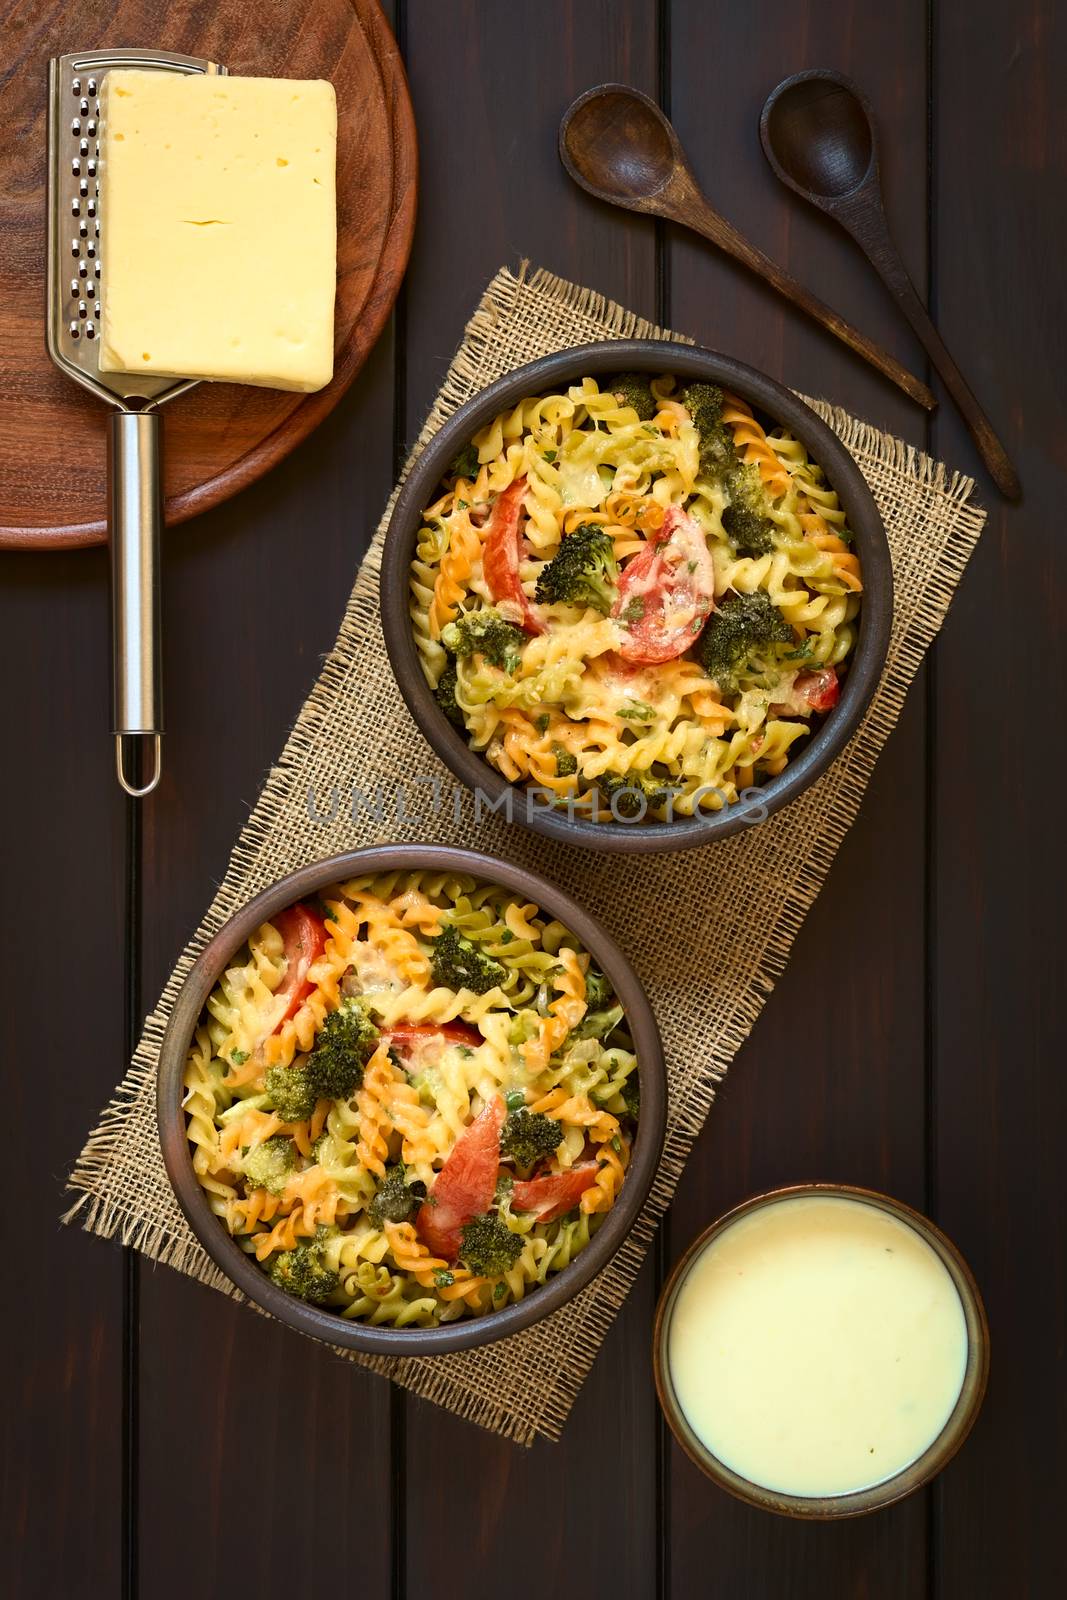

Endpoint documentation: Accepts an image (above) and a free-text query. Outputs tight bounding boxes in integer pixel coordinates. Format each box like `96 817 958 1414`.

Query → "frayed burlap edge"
64 262 986 1445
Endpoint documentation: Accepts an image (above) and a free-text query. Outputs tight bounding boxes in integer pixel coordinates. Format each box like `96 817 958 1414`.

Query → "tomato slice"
417 1095 506 1260
612 505 716 664
511 1163 600 1223
386 1022 482 1053
270 904 327 1032
794 666 840 712
481 476 543 635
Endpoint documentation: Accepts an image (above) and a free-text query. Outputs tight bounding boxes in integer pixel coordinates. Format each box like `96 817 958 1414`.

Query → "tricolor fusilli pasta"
410 373 863 822
184 872 639 1324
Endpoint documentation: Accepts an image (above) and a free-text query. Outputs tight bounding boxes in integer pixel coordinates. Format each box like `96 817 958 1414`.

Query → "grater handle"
108 410 163 798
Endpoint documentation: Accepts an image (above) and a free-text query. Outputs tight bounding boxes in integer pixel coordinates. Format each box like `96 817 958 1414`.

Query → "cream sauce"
667 1195 968 1497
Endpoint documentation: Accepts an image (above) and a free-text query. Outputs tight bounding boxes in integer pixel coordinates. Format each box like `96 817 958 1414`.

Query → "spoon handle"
676 186 937 411
833 199 1020 498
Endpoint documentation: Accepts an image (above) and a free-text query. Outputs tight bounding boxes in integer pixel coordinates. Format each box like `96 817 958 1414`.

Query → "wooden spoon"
558 83 936 412
761 70 1020 499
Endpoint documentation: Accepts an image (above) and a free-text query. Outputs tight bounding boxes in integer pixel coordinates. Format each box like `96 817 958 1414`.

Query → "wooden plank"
399 5 662 1594
0 550 125 1597
134 334 398 1596
930 1 1067 1594
665 2 932 1592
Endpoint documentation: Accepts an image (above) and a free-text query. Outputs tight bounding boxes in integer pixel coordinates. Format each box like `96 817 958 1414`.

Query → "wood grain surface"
3 1 1064 1597
0 0 415 547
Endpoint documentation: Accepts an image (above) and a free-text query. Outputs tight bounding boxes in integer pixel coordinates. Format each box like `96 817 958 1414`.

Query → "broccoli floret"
499 1109 563 1167
264 1063 318 1123
572 1004 625 1042
441 609 527 673
240 1135 297 1196
609 372 657 422
458 1213 525 1277
553 744 578 778
698 591 793 692
621 1075 640 1121
597 770 680 820
721 503 774 557
450 442 481 481
534 523 619 614
584 966 613 1009
267 1240 339 1305
305 997 379 1100
434 662 465 728
264 1000 378 1119
494 1171 515 1206
431 924 508 995
721 463 775 557
684 383 740 481
368 1164 427 1229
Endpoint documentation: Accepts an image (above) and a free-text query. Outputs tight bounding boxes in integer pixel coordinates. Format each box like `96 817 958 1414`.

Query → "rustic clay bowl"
653 1183 990 1518
157 844 666 1355
380 339 893 853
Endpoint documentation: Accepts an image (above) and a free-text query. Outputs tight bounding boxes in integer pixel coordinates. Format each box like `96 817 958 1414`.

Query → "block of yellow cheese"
99 71 337 393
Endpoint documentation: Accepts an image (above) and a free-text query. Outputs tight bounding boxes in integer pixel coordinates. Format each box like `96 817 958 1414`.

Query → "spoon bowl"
560 84 678 207
761 73 875 201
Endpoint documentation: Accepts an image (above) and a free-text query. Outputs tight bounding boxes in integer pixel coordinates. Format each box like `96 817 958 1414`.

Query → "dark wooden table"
6 2 1063 1595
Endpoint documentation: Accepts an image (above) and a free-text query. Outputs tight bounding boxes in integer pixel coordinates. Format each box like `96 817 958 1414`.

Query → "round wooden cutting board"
0 0 416 549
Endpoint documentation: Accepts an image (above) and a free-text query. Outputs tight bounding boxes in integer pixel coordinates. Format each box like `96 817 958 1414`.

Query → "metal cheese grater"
46 48 227 797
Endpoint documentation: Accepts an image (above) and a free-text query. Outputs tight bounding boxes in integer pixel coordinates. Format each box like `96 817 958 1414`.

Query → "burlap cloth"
66 264 987 1445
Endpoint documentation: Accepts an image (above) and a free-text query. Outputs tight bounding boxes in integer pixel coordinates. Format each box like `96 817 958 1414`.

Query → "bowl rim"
652 1182 990 1519
380 338 894 855
156 843 667 1355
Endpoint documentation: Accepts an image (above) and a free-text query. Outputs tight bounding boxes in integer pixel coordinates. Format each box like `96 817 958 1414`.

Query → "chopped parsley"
617 701 656 721
619 596 646 625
